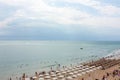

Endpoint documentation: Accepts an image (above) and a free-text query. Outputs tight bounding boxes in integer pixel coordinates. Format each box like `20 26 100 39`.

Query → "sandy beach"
76 64 120 80
16 57 120 80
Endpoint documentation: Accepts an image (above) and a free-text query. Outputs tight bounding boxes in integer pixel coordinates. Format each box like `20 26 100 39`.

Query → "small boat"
80 48 83 50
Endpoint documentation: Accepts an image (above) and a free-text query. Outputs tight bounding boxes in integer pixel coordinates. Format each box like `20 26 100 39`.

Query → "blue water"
0 41 120 80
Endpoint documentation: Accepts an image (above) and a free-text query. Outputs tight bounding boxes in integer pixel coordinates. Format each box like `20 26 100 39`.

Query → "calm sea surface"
0 41 120 80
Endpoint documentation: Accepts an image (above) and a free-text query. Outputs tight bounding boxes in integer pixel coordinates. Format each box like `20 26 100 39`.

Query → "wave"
106 49 120 59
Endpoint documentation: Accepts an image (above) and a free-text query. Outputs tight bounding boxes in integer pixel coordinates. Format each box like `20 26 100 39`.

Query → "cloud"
0 0 120 38
0 17 16 28
0 9 26 28
0 0 92 26
98 5 120 16
77 17 120 28
1 0 120 16
0 0 27 6
0 31 9 36
28 0 120 27
62 0 120 16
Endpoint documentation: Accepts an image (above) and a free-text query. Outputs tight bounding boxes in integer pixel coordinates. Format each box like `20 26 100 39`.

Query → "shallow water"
0 41 120 80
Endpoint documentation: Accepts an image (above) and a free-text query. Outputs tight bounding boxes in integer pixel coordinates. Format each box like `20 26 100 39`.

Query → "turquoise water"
0 41 120 80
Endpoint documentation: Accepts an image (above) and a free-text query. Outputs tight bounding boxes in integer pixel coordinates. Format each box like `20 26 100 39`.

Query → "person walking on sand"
102 75 107 80
82 78 84 80
22 73 25 80
10 77 12 80
88 74 92 80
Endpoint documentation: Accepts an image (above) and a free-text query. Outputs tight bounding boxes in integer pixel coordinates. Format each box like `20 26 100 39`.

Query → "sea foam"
106 49 120 60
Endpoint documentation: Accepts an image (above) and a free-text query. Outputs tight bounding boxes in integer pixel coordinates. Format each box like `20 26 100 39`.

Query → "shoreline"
5 50 120 80
17 57 120 80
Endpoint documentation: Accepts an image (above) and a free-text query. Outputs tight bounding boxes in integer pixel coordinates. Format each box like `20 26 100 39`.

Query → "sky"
0 0 120 41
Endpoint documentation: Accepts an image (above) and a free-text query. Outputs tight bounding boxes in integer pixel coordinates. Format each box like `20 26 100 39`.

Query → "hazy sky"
0 0 120 40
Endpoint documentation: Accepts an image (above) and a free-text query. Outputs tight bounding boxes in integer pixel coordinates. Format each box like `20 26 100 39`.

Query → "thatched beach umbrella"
25 78 30 80
39 78 44 80
44 75 51 79
66 76 73 80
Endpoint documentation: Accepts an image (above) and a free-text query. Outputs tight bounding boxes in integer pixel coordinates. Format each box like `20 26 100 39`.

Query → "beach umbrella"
51 74 56 77
67 70 71 73
85 68 91 71
74 67 79 70
81 72 86 75
66 76 73 80
50 72 55 75
89 66 94 69
58 75 64 79
92 68 97 71
82 68 86 71
89 69 94 72
79 65 83 67
75 67 79 70
39 75 44 78
57 72 61 76
86 70 91 73
73 67 76 69
85 67 90 70
61 78 66 80
62 71 66 74
76 66 80 68
64 68 68 71
73 71 78 74
74 68 79 70
60 69 64 72
45 73 50 76
71 69 75 72
77 73 82 77
52 77 58 80
56 70 60 73
68 67 72 70
97 66 102 69
45 76 51 79
32 76 37 79
78 70 82 73
25 78 30 80
69 72 74 75
72 75 77 78
85 65 89 68
91 66 95 68
39 78 44 80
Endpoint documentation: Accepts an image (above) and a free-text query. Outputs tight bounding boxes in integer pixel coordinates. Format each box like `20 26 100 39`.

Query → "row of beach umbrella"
25 65 102 80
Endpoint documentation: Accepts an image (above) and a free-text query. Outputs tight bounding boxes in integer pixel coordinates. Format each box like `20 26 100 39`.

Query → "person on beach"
16 77 18 80
50 66 53 71
58 64 60 68
22 73 25 80
35 72 37 76
102 75 107 80
10 77 12 80
19 77 21 80
81 78 84 80
35 72 39 78
106 72 109 77
88 74 92 80
30 77 33 80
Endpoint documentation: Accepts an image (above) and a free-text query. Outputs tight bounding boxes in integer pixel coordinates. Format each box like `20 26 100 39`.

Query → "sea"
0 41 120 80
